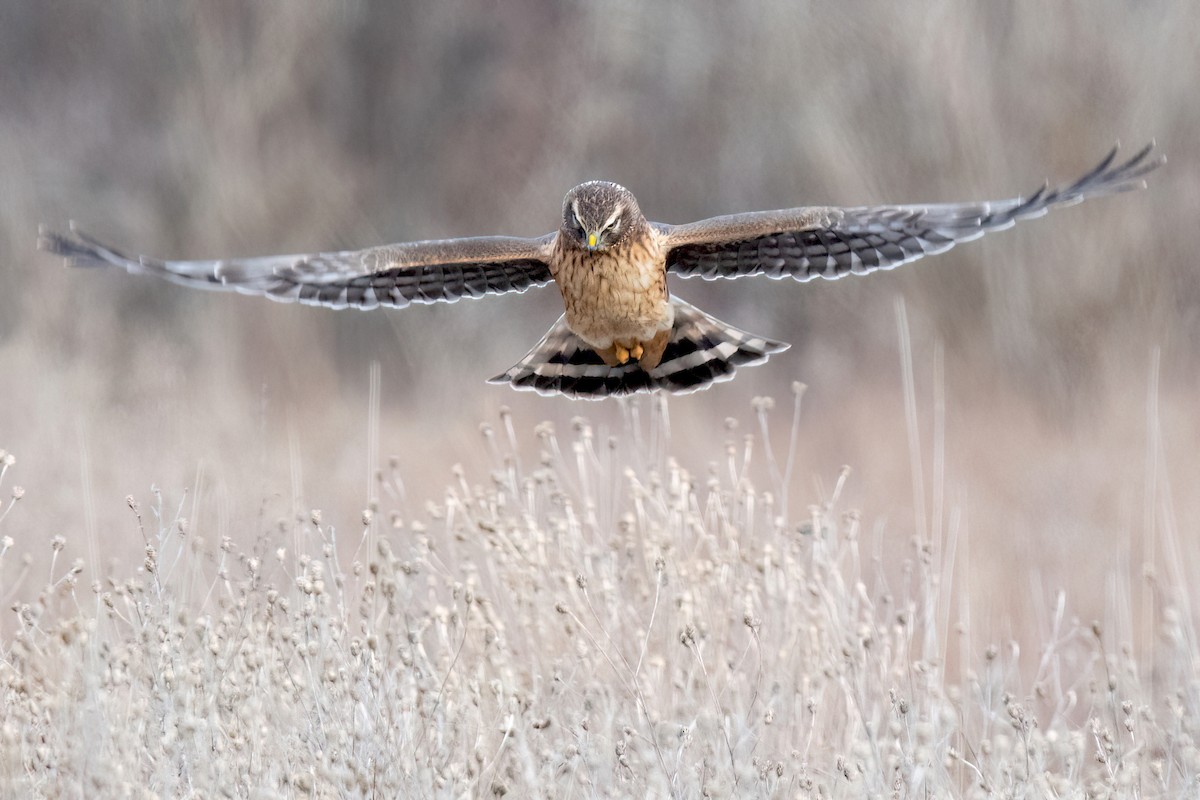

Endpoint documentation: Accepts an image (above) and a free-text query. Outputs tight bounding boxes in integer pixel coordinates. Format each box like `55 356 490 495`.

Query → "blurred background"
1 2 1196 642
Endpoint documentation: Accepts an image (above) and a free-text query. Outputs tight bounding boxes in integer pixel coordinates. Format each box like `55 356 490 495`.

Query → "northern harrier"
40 144 1161 399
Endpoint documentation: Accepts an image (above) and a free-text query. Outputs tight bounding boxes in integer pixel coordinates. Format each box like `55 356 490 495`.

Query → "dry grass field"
1 2 1198 796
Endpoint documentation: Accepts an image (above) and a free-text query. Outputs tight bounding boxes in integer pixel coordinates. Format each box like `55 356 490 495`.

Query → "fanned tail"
490 297 788 399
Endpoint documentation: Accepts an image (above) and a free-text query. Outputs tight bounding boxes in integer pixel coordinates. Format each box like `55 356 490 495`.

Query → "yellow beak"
587 232 598 249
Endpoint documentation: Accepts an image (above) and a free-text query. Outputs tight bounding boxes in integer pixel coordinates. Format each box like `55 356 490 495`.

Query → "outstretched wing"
661 143 1163 282
38 225 557 310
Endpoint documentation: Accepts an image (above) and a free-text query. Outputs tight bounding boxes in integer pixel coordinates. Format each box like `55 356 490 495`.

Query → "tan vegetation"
3 404 1197 796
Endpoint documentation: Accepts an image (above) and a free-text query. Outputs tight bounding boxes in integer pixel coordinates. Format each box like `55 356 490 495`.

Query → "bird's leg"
637 328 671 371
592 345 624 369
598 339 657 367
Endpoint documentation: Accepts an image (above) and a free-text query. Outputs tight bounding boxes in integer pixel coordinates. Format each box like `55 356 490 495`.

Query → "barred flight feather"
491 297 787 399
667 142 1161 282
37 225 554 311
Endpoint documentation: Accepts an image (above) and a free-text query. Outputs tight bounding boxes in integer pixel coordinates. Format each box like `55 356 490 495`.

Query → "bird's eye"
601 214 622 238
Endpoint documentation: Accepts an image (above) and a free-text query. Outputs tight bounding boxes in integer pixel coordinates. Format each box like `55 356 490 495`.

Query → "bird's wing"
38 226 558 310
660 143 1162 282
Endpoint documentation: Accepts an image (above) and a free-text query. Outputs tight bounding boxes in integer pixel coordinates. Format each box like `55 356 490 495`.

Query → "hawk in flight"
41 144 1161 399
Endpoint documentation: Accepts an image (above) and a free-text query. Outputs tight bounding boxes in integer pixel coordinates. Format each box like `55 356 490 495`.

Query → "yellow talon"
630 342 644 361
614 343 631 363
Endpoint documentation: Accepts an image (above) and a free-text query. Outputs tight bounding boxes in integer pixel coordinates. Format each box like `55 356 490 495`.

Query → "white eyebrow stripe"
602 205 623 230
571 198 582 226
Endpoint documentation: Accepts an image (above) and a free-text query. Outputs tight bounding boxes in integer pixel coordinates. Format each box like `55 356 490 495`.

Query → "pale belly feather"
555 235 674 349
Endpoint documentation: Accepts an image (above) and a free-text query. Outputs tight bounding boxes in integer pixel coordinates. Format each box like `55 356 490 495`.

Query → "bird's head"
561 181 643 252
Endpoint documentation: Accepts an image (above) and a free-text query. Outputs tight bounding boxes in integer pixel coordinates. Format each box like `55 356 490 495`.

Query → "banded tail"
490 297 788 399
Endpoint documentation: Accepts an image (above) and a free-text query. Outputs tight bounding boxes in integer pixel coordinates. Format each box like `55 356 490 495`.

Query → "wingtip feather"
36 224 59 253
